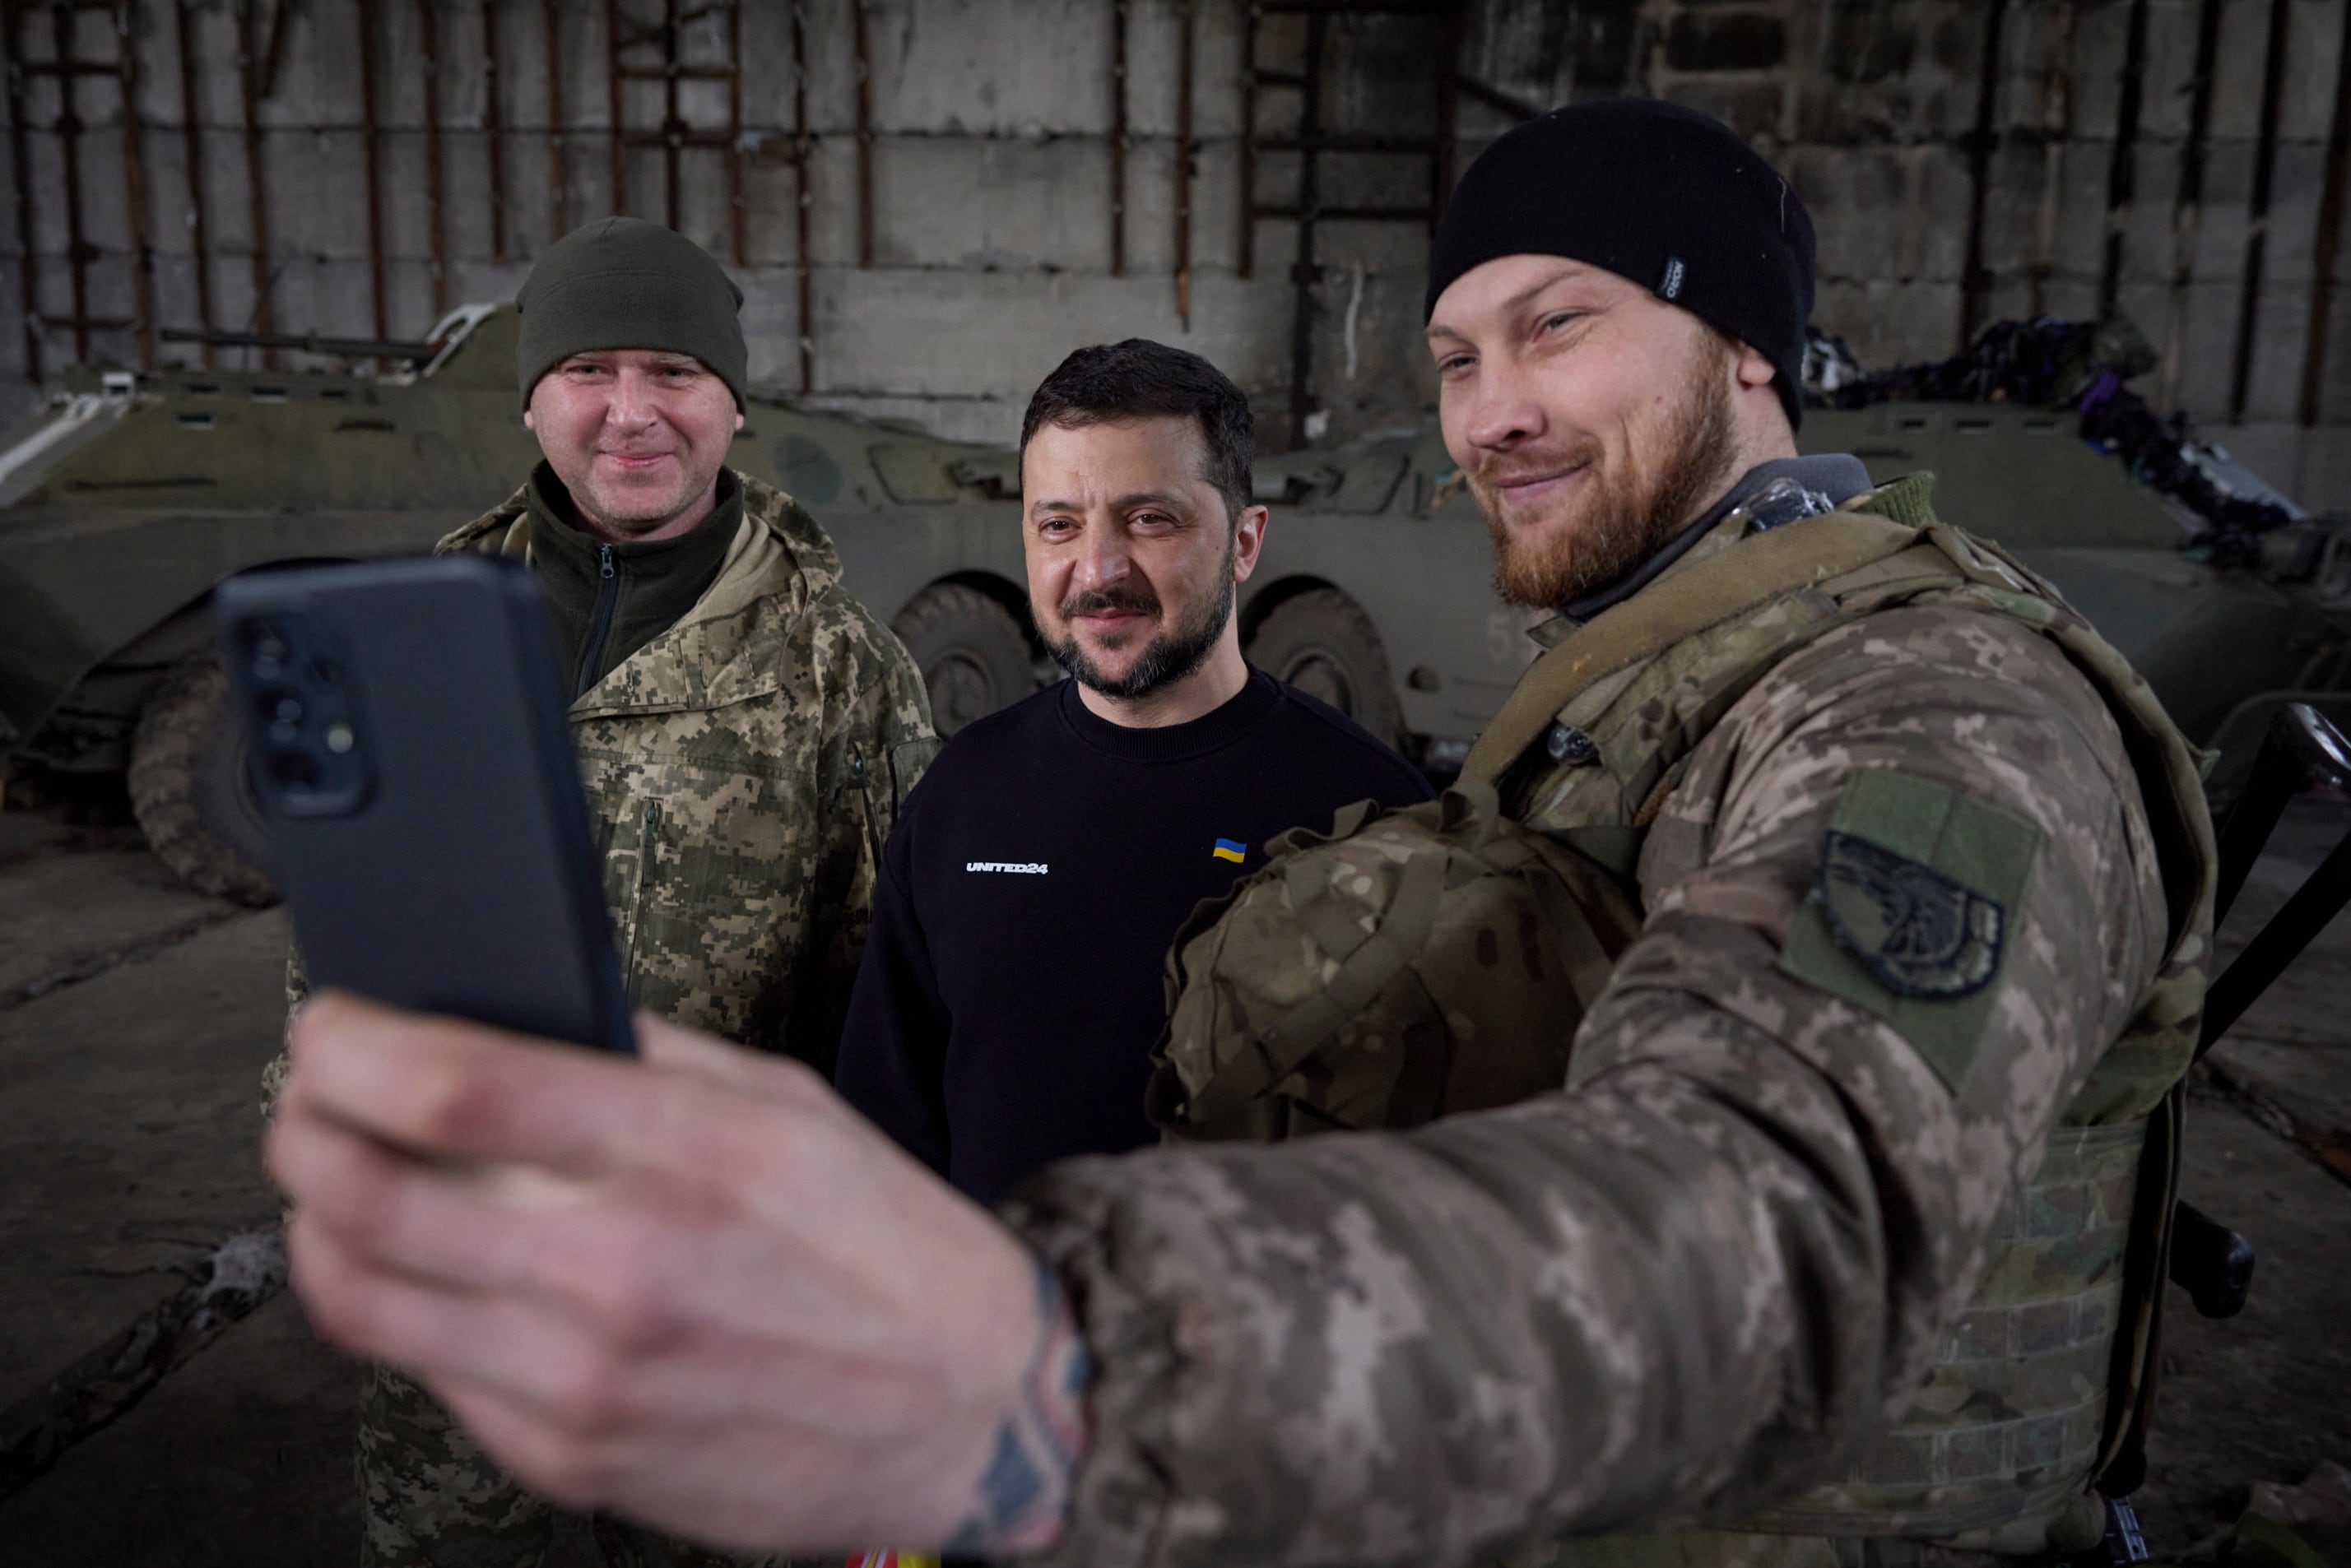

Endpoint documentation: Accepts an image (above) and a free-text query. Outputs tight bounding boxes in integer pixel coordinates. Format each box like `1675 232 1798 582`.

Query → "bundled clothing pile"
1804 314 2301 562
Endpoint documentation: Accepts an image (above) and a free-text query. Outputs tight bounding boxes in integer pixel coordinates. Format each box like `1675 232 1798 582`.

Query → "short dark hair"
1019 339 1254 525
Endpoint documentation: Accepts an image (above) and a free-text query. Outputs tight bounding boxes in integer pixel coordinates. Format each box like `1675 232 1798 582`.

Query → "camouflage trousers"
357 1363 793 1568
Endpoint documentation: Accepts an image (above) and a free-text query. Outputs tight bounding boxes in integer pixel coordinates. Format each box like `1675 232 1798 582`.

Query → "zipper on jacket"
574 542 620 699
620 797 660 999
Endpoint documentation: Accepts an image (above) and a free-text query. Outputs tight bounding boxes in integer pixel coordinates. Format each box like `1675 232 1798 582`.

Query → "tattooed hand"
945 1258 1092 1553
269 992 1090 1556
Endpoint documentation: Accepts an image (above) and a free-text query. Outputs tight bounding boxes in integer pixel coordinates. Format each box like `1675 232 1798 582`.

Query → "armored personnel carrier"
4 304 2346 902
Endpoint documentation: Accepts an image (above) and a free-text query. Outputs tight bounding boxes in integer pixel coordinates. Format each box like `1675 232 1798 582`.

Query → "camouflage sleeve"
787 592 937 1079
1001 606 2172 1568
260 944 309 1120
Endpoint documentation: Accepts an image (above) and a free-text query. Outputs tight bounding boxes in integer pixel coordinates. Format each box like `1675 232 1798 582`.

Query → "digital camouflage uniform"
267 470 937 1568
1001 475 2216 1568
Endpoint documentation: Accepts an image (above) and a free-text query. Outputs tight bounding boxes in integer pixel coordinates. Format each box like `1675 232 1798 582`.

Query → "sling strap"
1461 511 1939 785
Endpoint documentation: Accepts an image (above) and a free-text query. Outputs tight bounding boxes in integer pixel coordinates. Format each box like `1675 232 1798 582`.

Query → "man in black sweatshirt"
834 341 1433 1205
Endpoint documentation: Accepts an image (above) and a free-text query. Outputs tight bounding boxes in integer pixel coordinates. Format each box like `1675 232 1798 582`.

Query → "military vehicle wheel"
128 653 279 907
894 584 1037 736
1248 589 1405 746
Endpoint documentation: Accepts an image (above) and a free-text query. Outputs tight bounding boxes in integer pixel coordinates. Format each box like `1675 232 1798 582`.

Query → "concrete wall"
3 0 2348 508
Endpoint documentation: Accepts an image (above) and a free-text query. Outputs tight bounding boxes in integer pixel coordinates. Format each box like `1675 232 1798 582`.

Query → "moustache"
1059 588 1159 619
1475 452 1596 491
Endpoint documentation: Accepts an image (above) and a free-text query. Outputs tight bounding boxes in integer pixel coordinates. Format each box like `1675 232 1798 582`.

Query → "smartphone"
215 554 635 1055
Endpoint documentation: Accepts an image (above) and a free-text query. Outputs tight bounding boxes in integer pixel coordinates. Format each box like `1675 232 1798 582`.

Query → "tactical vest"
1149 782 1643 1142
1155 476 2218 1565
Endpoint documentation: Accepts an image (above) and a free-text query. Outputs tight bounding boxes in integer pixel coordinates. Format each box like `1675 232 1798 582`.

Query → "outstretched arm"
270 991 1085 1556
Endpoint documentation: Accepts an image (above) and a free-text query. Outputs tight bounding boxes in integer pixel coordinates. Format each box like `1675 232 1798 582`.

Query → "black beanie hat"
514 216 749 410
1426 98 1815 431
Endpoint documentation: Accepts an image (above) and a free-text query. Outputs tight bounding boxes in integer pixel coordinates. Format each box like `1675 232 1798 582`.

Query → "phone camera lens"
266 749 321 790
241 621 290 679
258 688 304 743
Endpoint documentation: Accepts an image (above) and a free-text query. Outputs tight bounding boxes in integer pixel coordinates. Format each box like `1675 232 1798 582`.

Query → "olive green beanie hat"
514 216 748 410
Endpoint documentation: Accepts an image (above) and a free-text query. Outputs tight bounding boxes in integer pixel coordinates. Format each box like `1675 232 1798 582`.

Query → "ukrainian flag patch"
1212 838 1248 864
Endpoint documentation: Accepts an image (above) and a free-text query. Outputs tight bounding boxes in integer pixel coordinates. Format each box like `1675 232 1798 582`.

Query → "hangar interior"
3 0 2351 496
2 2 2349 1565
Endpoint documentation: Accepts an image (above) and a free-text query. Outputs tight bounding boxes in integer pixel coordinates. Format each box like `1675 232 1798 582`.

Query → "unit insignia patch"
1776 768 2045 1093
1818 830 2005 999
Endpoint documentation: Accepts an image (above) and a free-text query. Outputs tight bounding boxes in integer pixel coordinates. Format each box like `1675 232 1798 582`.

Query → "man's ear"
733 409 746 433
1734 341 1777 390
1232 504 1271 583
523 408 537 431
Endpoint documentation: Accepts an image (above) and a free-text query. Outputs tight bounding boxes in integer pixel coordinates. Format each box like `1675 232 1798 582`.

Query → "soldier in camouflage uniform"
260 102 2217 1568
264 218 936 1568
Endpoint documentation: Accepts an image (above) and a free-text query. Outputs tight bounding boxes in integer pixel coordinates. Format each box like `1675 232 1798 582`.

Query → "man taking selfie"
267 216 935 1568
267 104 2218 1568
833 341 1431 1206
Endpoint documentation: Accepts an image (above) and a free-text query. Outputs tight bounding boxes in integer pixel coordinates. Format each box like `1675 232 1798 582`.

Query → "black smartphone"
215 554 635 1055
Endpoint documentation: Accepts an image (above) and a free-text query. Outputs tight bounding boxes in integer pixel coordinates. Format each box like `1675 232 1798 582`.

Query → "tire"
1246 588 1406 747
892 583 1038 736
128 652 279 906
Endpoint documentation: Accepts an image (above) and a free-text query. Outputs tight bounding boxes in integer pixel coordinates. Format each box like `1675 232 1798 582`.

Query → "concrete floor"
0 792 2345 1565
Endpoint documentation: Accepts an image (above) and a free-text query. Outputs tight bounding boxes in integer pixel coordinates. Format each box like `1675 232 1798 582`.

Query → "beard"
1043 529 1238 700
1474 338 1741 609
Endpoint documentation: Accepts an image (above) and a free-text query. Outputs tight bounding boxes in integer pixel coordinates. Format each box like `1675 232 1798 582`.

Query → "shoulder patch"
1818 831 2005 999
1778 769 2043 1092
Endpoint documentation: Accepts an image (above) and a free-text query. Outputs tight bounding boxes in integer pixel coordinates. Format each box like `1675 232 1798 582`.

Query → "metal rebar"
2098 0 2149 317
1258 131 1435 153
235 0 273 363
1237 2 1254 278
853 0 871 267
1287 7 1325 447
543 0 566 239
114 0 155 369
1110 0 1127 276
356 0 387 339
419 0 448 315
606 0 625 214
660 0 678 231
5 4 41 383
791 0 811 392
2228 0 2292 423
53 2 93 362
1255 202 1430 223
257 0 289 96
1431 0 1461 228
482 0 505 263
170 0 210 363
2159 0 2225 413
2026 0 2076 318
725 0 742 263
1174 0 1192 326
1957 0 2009 350
2299 0 2351 427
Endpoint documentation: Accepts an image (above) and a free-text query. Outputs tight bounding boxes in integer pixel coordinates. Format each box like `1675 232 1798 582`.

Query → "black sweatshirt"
834 670 1434 1205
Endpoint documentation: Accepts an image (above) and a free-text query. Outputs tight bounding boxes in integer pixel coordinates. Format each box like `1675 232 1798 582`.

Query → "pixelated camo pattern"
272 468 935 1567
452 469 937 1066
1005 482 2214 1568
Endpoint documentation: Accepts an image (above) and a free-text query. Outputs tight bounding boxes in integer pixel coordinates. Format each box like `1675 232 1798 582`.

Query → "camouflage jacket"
267 468 936 1102
1003 480 2207 1568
